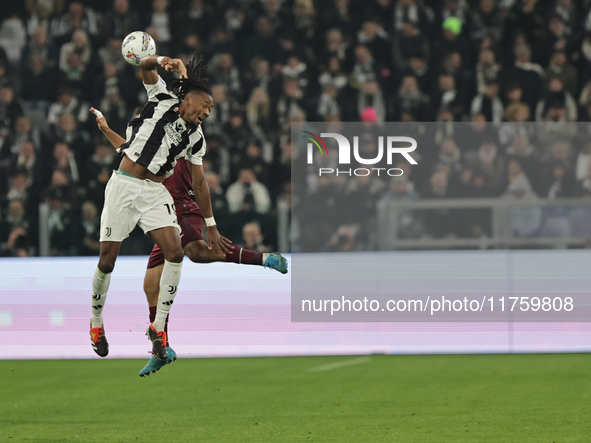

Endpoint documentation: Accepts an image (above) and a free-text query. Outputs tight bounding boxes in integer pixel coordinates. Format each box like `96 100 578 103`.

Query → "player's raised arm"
189 160 232 254
139 55 187 85
90 107 126 148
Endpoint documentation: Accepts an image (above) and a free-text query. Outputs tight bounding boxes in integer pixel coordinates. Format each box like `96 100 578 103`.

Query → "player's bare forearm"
191 170 214 219
139 55 166 84
139 56 187 84
103 128 126 149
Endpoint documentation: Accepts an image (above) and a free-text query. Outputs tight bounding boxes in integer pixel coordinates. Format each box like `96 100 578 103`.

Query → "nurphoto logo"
303 131 418 177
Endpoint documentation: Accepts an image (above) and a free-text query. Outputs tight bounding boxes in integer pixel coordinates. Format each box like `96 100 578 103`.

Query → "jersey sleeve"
144 76 176 101
186 132 206 165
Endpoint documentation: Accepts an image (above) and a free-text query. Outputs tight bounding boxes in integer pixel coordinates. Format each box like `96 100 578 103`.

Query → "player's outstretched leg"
197 241 288 274
139 346 177 377
263 252 288 274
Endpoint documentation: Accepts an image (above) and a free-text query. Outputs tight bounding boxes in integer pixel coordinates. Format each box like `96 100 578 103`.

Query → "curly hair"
168 53 212 99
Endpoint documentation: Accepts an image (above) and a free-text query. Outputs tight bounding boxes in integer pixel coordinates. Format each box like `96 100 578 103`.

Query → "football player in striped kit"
90 54 227 361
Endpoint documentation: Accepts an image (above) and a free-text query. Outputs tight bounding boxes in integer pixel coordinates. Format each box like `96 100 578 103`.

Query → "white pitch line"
309 357 372 372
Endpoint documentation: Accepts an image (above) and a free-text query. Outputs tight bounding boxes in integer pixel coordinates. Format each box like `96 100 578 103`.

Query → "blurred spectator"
53 1 98 42
321 29 352 70
469 0 504 44
471 82 504 122
351 45 390 90
0 16 27 65
475 49 501 95
500 44 544 114
535 14 574 67
0 86 24 141
535 78 577 122
6 172 30 203
0 116 43 161
289 0 317 45
282 53 310 90
357 18 390 66
5 141 46 195
52 142 80 184
50 113 91 163
543 162 580 198
173 0 213 43
22 26 59 68
205 84 237 136
227 168 271 214
25 0 61 39
393 21 429 70
357 81 386 122
432 17 473 71
238 221 271 253
102 0 141 41
241 16 283 70
241 142 270 185
435 138 463 177
317 83 341 118
431 74 464 119
393 0 429 37
205 171 230 233
544 51 577 98
84 143 116 206
20 54 60 111
59 30 93 75
318 56 348 91
275 78 309 130
464 140 505 195
504 173 542 238
47 87 88 126
393 75 428 120
0 200 30 243
209 52 242 100
42 170 78 256
78 200 100 255
0 226 32 257
323 224 366 252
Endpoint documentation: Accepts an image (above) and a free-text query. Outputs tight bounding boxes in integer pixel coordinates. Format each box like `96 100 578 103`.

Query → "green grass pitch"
1 353 590 442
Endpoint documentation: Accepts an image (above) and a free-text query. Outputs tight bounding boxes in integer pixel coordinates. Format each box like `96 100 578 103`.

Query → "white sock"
154 260 183 331
262 253 268 265
90 267 111 328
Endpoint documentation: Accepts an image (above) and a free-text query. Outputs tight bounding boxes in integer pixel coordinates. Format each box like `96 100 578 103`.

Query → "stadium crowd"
2 0 591 256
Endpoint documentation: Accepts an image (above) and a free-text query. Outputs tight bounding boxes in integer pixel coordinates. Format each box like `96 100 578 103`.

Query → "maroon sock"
149 306 169 341
226 246 263 265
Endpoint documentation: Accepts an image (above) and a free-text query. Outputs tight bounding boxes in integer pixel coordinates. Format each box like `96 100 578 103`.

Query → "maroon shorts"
147 206 204 269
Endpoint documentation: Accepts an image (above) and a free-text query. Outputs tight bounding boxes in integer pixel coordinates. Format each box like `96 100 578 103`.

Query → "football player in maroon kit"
90 59 287 377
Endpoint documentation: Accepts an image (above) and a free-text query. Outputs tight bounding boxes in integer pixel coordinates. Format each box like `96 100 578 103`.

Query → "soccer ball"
121 31 156 66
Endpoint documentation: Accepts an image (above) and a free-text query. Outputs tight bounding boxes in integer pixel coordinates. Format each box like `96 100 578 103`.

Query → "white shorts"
99 171 181 242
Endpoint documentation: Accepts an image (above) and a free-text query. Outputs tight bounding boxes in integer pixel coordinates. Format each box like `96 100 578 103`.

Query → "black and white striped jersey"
117 76 207 178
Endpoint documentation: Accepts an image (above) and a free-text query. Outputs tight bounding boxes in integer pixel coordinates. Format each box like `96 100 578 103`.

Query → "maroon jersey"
162 158 199 212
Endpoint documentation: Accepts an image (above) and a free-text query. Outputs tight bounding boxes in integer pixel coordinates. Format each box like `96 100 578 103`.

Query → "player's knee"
97 260 115 274
164 248 184 263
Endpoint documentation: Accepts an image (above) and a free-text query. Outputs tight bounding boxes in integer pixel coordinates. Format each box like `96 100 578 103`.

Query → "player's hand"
162 58 187 77
219 234 233 254
206 226 232 255
89 107 110 133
